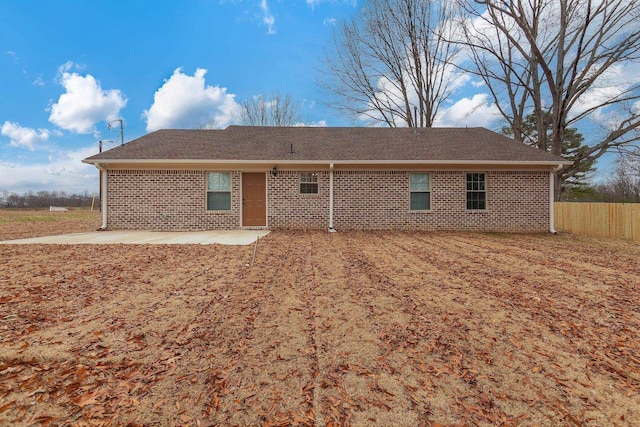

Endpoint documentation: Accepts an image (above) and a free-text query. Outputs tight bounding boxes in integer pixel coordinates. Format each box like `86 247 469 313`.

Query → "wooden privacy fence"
554 202 640 242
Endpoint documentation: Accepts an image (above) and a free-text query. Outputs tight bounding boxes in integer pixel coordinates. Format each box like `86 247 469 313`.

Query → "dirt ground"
1 210 639 426
0 209 101 241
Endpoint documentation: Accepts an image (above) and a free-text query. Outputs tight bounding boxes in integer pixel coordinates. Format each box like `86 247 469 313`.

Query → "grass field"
0 211 639 425
0 209 101 241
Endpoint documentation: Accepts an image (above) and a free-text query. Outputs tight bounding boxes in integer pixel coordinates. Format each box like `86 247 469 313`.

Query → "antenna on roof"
108 119 124 145
289 143 295 155
98 140 115 153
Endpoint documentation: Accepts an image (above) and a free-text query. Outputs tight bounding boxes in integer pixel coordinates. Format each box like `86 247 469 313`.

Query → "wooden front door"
242 173 266 227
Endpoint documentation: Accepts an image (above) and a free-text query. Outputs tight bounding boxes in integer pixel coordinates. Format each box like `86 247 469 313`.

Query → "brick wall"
333 170 549 232
267 171 329 229
107 170 240 230
105 169 550 232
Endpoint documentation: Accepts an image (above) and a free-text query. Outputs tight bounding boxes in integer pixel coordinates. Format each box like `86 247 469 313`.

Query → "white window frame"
207 172 232 211
300 172 319 194
410 173 431 211
466 172 487 210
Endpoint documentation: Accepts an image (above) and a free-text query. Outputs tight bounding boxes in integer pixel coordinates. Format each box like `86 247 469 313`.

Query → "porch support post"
329 163 335 232
97 164 108 230
549 170 556 234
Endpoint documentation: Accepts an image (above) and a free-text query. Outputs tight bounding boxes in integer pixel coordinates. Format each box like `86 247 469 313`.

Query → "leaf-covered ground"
1 212 639 425
0 209 101 241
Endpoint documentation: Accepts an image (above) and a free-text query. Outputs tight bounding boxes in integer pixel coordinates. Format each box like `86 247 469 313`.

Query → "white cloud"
57 61 74 74
323 17 337 26
0 146 100 194
307 0 356 9
354 60 471 126
32 75 45 86
143 67 242 132
48 71 127 134
448 72 472 93
435 93 501 127
260 0 276 34
1 121 51 151
571 62 640 125
295 120 328 127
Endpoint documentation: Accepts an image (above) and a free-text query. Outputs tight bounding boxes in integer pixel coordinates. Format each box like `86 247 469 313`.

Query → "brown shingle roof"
83 126 569 164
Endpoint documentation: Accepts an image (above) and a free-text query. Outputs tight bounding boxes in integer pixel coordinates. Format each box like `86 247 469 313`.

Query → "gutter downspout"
97 164 107 230
549 166 561 235
328 163 336 232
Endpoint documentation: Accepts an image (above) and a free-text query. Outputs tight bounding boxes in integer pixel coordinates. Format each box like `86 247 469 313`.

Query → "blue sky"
0 1 625 195
1 0 368 194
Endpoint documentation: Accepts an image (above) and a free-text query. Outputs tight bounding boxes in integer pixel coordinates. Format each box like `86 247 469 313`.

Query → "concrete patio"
0 230 270 245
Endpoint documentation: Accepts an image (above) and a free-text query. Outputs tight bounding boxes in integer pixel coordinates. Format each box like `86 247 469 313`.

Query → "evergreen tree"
502 112 595 199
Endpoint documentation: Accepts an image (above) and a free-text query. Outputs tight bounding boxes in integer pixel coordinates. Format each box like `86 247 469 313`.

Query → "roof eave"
83 158 572 166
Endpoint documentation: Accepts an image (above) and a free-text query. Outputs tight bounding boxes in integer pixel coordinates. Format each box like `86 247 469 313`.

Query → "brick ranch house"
83 126 570 232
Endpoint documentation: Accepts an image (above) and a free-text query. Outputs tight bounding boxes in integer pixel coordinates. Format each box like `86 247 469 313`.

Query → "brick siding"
267 171 329 229
105 169 550 232
333 170 549 231
107 170 240 230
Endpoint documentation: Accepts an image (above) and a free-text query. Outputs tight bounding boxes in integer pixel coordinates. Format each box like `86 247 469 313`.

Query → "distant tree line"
0 190 97 208
592 155 640 203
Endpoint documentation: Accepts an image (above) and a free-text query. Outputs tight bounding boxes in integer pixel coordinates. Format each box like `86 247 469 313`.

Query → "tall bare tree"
458 0 640 199
240 92 301 127
322 0 462 127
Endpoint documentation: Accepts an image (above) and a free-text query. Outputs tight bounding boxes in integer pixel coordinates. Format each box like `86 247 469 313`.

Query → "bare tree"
598 154 640 202
240 92 301 127
196 118 224 130
458 0 640 199
322 0 462 127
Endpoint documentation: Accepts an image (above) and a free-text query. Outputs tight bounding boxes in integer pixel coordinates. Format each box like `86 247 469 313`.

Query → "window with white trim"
300 172 319 194
207 172 231 210
466 173 486 210
410 173 431 210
